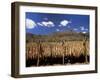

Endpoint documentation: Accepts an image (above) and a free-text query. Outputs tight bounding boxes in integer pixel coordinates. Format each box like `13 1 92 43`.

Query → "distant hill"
26 31 89 43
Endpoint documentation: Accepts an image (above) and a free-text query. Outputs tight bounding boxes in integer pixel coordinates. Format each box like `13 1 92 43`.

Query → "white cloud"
41 21 55 27
60 20 70 27
37 22 43 26
82 31 87 34
42 21 48 26
37 21 55 27
80 26 88 31
26 19 37 29
80 26 85 30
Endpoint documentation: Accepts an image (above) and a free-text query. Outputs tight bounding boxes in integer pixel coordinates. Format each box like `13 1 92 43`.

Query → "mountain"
26 31 89 43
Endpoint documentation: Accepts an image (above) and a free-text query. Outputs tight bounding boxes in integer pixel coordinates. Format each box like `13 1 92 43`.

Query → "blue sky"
26 12 89 35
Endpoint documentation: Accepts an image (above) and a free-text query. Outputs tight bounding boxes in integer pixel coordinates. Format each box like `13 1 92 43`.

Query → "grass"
26 40 89 67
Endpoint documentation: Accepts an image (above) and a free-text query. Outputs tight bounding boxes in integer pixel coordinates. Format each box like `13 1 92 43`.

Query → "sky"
26 12 89 35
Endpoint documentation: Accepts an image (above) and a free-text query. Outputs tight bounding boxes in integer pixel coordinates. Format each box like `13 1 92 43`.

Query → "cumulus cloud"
37 22 43 26
37 21 55 27
59 20 70 27
26 18 37 29
80 26 88 34
80 26 88 31
80 26 85 30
